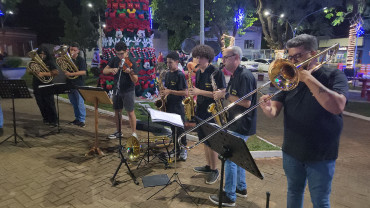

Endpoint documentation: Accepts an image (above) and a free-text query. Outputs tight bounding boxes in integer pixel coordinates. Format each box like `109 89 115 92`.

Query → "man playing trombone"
211 46 257 207
260 34 348 208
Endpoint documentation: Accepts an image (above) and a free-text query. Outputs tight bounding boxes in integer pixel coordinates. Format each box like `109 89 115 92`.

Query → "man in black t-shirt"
103 42 138 139
211 46 257 207
189 45 226 185
260 34 348 208
65 42 87 127
160 51 188 161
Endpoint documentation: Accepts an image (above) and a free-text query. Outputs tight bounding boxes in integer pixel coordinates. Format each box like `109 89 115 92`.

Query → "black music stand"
77 86 112 156
197 117 263 208
38 83 71 135
136 103 171 169
0 80 32 147
110 109 139 186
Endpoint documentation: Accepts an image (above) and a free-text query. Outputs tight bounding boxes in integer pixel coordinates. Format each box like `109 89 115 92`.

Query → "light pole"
264 11 294 36
0 10 14 29
87 3 103 53
293 7 327 37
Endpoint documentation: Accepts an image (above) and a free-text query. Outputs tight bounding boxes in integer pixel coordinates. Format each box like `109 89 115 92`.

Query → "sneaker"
236 189 247 198
68 119 79 125
132 132 138 139
76 121 86 128
108 131 123 139
193 165 212 173
178 148 187 161
206 169 219 184
209 191 235 207
49 122 58 128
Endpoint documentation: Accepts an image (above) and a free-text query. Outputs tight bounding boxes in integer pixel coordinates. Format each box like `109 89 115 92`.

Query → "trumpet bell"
268 59 299 91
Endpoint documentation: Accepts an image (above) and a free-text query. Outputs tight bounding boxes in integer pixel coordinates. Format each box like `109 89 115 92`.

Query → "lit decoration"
0 10 4 17
149 7 153 29
234 9 244 29
356 22 364 37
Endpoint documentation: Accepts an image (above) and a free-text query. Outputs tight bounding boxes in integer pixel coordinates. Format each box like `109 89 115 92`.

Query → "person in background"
65 42 87 127
157 52 164 63
260 34 348 208
211 46 257 207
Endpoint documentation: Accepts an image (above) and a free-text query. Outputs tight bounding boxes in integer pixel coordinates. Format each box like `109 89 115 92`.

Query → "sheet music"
147 108 184 128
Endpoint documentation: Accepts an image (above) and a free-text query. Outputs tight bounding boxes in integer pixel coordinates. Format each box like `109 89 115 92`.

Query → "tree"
151 0 257 50
0 0 22 28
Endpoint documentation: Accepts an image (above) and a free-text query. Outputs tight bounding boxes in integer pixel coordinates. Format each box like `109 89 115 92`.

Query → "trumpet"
178 43 339 150
26 49 53 83
54 45 79 79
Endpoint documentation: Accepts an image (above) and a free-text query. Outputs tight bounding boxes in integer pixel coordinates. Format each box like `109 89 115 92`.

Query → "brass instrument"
54 45 79 79
178 43 339 150
182 67 196 120
126 136 141 161
154 70 167 111
26 49 53 83
207 70 227 126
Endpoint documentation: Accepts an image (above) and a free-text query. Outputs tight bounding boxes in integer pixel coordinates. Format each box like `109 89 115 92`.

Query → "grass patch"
345 102 370 117
247 135 281 151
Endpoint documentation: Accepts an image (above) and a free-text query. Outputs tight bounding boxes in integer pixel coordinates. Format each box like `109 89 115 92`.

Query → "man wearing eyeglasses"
103 42 138 139
211 46 257 207
260 34 348 208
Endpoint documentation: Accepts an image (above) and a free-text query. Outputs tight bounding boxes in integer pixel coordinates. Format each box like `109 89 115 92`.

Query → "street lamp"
0 10 14 28
87 3 102 53
293 7 327 37
264 11 294 36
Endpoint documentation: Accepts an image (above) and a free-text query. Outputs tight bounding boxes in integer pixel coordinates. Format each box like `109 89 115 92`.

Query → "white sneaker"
132 132 138 138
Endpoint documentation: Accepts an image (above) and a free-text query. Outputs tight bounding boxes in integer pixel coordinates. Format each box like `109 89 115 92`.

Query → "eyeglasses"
287 51 311 62
222 54 235 60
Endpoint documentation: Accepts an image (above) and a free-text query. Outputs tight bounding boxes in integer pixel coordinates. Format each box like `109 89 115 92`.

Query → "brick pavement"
0 96 369 208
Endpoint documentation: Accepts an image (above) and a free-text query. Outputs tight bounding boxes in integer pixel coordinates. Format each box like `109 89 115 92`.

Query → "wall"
0 28 37 57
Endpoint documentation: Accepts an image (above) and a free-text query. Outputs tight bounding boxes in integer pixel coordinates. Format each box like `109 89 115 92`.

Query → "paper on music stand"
147 108 184 128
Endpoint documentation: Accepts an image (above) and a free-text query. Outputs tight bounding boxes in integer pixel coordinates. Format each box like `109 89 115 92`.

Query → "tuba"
182 67 196 120
54 45 79 79
26 49 53 83
207 70 228 126
178 43 340 150
154 70 167 111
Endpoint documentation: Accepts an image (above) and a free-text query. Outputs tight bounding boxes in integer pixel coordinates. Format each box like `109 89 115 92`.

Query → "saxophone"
26 49 53 83
207 70 228 126
154 70 167 112
182 68 196 120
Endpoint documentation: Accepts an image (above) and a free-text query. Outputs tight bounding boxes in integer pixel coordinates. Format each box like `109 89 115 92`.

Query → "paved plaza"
0 90 369 208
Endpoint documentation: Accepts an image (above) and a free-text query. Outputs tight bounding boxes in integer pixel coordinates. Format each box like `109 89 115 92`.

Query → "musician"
260 34 348 208
211 46 257 206
66 42 87 127
161 51 188 161
189 45 226 185
31 47 59 127
103 42 138 139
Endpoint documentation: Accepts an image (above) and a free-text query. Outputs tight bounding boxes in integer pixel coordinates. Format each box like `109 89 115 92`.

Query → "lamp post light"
264 11 294 36
0 10 14 29
293 7 327 37
87 3 103 53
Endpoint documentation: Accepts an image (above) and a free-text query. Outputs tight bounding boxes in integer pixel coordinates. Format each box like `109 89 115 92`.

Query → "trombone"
179 43 339 150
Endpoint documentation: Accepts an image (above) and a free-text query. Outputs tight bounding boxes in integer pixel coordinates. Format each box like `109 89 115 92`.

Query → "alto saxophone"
154 71 167 112
182 68 196 120
207 70 228 126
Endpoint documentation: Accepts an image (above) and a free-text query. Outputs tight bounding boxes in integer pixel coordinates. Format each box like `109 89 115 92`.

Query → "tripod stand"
0 80 32 147
110 110 139 186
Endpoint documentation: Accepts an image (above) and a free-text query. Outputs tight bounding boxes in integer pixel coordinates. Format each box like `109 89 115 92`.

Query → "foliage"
324 0 367 27
0 0 22 12
2 56 23 68
151 0 257 49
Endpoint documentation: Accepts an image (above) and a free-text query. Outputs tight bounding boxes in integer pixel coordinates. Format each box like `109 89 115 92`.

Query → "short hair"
286 34 318 51
70 42 80 49
191 44 215 62
228 46 242 60
166 51 179 61
115 41 127 51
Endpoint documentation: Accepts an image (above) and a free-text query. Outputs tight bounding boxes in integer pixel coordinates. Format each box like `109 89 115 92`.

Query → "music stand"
146 109 195 205
197 117 263 208
38 83 71 135
136 103 170 169
77 86 112 156
0 80 32 147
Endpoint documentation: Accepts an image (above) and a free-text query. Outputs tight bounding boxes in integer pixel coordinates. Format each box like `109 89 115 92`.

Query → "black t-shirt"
32 59 58 92
195 64 226 120
108 56 138 93
272 66 349 162
225 65 257 136
66 55 86 87
164 70 187 120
